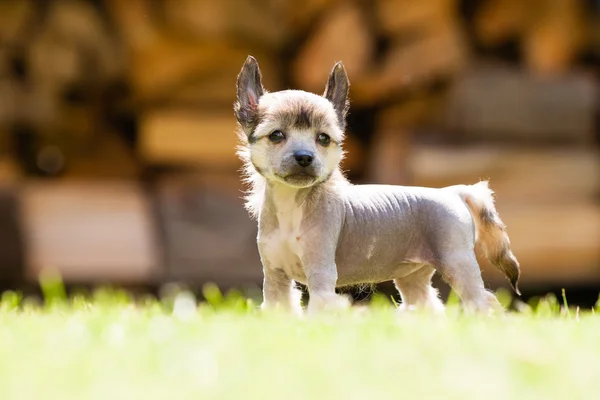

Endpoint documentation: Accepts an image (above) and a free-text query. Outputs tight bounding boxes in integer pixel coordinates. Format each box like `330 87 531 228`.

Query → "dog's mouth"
278 172 318 186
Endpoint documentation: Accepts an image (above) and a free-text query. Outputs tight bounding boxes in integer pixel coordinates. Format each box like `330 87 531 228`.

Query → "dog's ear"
235 56 265 133
323 61 350 129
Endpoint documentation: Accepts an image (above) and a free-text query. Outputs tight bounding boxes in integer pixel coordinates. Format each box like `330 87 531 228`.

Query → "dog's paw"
482 292 505 316
307 293 351 315
396 302 446 316
461 291 505 316
260 301 304 317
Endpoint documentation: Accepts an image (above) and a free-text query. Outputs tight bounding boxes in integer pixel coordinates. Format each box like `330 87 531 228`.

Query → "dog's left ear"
235 56 265 134
323 61 350 129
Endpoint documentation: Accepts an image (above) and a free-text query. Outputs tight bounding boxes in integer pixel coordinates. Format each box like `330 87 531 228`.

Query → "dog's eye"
316 133 331 146
268 130 285 143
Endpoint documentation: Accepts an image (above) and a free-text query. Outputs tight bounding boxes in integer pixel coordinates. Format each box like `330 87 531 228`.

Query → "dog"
234 56 521 314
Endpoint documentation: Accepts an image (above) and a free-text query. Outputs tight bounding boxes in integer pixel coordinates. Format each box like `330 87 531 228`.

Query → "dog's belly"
334 245 426 286
334 261 424 286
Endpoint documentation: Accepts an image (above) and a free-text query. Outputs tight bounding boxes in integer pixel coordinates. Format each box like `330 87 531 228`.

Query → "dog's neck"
252 168 348 221
265 181 314 216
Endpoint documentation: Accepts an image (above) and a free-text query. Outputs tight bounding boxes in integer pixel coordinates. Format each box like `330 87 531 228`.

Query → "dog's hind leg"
434 251 503 314
394 266 445 313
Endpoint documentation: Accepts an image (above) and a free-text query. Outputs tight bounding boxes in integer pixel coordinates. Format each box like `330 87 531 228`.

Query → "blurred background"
0 0 598 306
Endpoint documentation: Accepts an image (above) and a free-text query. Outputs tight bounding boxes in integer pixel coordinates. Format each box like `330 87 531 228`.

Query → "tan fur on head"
235 56 349 219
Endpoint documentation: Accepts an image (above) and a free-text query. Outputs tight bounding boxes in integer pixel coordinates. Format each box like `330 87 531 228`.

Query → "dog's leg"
305 266 350 314
394 266 445 313
261 268 302 315
434 251 503 314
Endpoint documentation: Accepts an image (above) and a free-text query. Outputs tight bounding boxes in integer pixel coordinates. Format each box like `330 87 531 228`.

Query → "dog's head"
234 56 349 188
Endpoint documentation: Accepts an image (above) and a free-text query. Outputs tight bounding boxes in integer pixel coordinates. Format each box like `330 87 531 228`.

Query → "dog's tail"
455 180 521 295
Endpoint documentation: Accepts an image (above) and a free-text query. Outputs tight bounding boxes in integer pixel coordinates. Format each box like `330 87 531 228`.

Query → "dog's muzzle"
277 151 319 186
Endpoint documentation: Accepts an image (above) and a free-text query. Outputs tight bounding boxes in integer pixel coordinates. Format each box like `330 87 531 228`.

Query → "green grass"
1 279 600 400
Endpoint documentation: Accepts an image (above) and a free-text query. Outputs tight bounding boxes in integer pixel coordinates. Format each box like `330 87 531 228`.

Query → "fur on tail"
456 181 521 295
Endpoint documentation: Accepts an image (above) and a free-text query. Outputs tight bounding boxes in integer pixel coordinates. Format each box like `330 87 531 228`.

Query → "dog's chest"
260 206 306 281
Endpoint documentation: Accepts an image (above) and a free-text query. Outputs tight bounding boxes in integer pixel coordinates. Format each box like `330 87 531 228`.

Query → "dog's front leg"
304 260 350 314
261 267 302 315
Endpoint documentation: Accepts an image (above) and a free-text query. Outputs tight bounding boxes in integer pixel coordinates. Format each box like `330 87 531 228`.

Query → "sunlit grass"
0 274 599 400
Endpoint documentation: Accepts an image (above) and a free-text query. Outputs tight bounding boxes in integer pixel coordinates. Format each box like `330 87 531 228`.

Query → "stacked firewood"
0 0 597 289
1 0 596 177
0 0 135 179
99 0 472 178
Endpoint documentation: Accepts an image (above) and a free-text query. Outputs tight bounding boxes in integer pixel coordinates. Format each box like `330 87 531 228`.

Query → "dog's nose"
293 150 314 167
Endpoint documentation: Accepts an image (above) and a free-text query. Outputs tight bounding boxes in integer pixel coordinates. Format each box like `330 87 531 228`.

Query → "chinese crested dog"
234 56 520 315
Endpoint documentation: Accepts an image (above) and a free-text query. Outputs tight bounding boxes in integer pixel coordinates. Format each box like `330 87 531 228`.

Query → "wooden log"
7 0 124 176
59 131 141 180
591 12 600 60
28 0 122 88
351 25 468 106
474 0 590 75
107 0 276 103
139 110 240 170
341 133 365 177
375 0 457 36
378 95 445 127
522 0 588 76
293 1 373 93
103 0 158 50
162 0 336 46
162 0 231 40
127 38 280 105
0 158 22 184
0 1 34 45
222 0 292 50
0 78 18 128
363 94 448 184
155 174 263 287
406 144 600 204
163 54 283 107
162 0 292 49
473 0 528 46
20 181 161 284
366 128 412 185
286 0 337 32
444 65 598 143
0 186 25 282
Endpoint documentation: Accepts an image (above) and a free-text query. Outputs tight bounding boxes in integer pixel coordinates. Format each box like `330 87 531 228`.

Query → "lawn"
0 278 599 400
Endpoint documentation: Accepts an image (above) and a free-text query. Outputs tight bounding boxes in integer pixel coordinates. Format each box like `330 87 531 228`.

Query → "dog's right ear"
323 61 350 129
235 56 265 134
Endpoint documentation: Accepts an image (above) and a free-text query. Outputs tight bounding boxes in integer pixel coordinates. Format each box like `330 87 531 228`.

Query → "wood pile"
0 0 596 290
19 181 161 284
155 173 263 287
473 0 591 76
103 0 472 178
1 0 595 175
0 0 133 179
